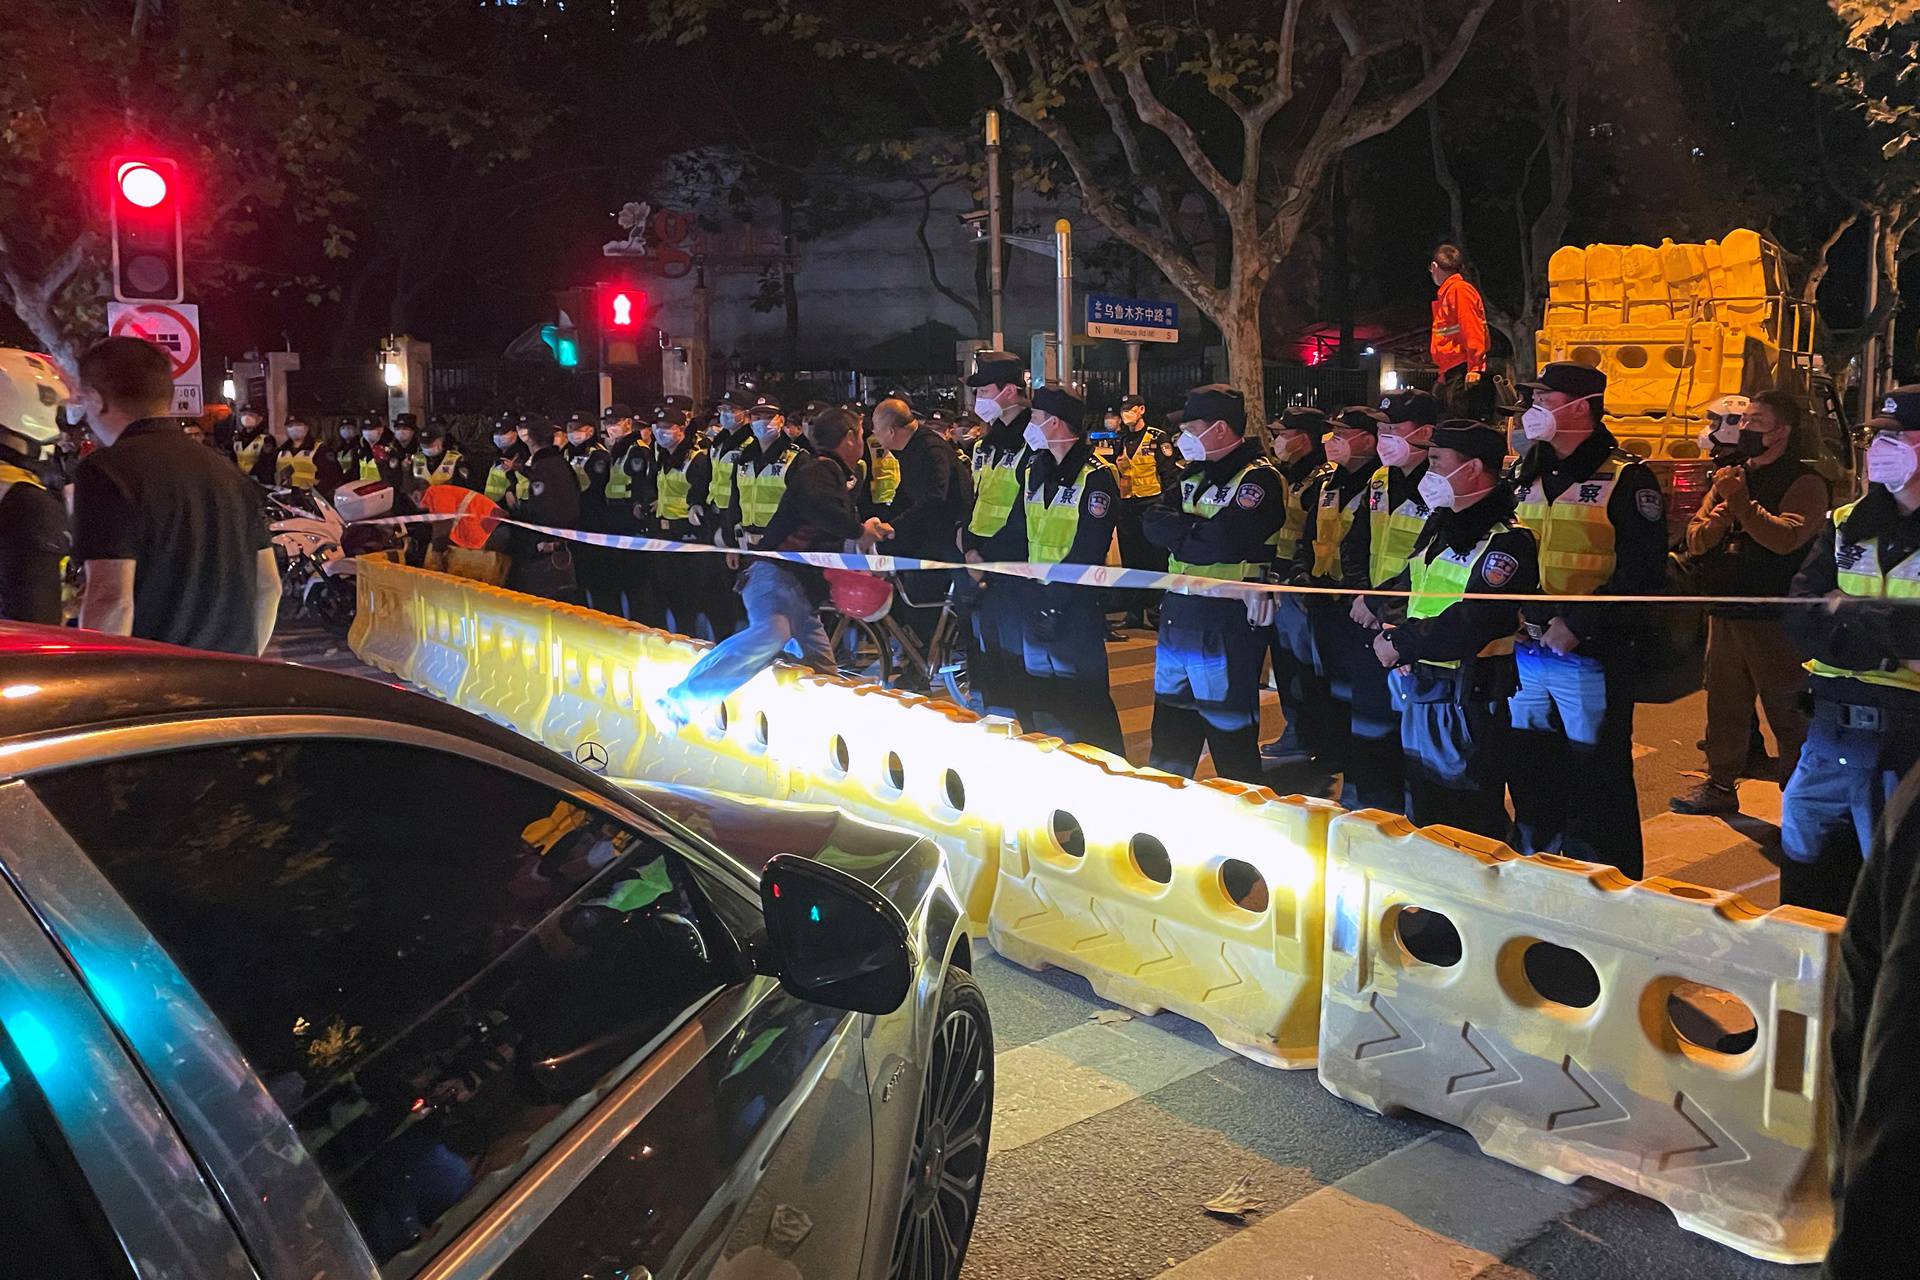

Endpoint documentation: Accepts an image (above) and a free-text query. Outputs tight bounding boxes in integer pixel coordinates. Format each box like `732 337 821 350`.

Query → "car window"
0 1026 137 1279
32 739 741 1275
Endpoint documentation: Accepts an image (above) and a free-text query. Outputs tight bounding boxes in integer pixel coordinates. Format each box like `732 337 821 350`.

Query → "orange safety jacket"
1430 273 1488 376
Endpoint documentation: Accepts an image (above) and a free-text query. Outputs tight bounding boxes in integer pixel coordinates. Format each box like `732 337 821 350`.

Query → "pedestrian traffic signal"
541 321 581 368
609 289 638 329
601 284 645 367
109 155 183 304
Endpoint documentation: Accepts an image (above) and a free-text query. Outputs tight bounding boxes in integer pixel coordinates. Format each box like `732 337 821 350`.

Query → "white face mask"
1022 419 1052 453
287 425 308 442
973 394 1003 423
1325 432 1370 465
1377 433 1427 468
1176 429 1209 462
1522 393 1599 442
717 409 738 431
1273 432 1310 464
1867 434 1920 491
493 433 515 449
1417 462 1479 511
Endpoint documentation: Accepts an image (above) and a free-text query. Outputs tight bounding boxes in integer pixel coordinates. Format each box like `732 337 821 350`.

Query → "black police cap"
1377 389 1441 427
603 403 632 421
965 350 1026 388
1520 361 1607 402
654 408 690 429
1875 386 1920 431
1119 394 1146 411
748 395 783 415
1278 407 1332 440
392 412 417 429
1031 385 1086 432
1430 419 1507 469
1182 384 1246 431
1334 405 1386 433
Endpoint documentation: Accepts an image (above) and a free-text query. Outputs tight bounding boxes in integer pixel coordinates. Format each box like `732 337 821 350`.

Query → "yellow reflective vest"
1406 522 1521 668
969 441 1029 538
1807 500 1920 693
1311 470 1368 581
412 449 461 487
1268 469 1312 565
1115 432 1165 500
656 454 697 522
1513 453 1630 596
235 435 268 475
484 462 530 504
737 441 802 533
1168 460 1282 582
279 447 318 490
867 443 901 506
1367 464 1434 587
1024 457 1116 565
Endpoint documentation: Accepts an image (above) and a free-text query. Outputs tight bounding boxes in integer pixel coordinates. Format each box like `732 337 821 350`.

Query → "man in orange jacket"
1429 244 1492 420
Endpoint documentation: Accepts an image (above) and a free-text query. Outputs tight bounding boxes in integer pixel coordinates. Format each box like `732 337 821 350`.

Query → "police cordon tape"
348 556 1844 1263
358 508 1897 608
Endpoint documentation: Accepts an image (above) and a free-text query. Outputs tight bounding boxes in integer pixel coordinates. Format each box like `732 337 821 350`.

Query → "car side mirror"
758 854 913 1015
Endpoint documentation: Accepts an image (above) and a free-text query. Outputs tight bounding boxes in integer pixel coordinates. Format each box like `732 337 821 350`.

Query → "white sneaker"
645 692 691 736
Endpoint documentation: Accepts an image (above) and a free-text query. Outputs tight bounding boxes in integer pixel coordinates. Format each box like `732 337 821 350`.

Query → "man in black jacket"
871 397 961 642
504 415 581 601
650 406 890 729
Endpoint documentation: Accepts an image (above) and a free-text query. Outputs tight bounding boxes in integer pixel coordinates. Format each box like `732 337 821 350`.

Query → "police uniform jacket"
1787 486 1920 715
1144 438 1287 626
1374 494 1538 671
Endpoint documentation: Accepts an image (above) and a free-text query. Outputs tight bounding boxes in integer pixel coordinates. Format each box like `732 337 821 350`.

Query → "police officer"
357 414 404 487
1018 386 1125 753
599 404 651 621
277 415 321 495
960 351 1035 723
1779 390 1920 914
0 349 72 625
505 415 581 600
481 414 530 507
389 412 421 472
1507 361 1667 877
651 407 726 638
1370 421 1538 836
1112 394 1176 631
231 405 278 485
1262 407 1336 766
314 417 361 500
1300 405 1392 807
726 396 808 550
707 391 754 544
1145 385 1288 782
562 413 618 613
409 420 467 493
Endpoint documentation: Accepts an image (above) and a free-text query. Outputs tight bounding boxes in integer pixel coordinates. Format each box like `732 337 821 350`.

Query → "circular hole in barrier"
1129 835 1172 886
1393 906 1462 968
1048 810 1085 859
1569 345 1604 368
829 734 850 774
1615 345 1648 370
1664 345 1696 369
1521 940 1601 1009
1666 884 1713 900
1666 981 1758 1057
941 769 966 812
884 751 906 793
755 712 770 747
1220 860 1268 913
712 702 729 736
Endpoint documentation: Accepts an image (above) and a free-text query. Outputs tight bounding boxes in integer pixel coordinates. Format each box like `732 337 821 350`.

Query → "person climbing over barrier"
648 406 890 731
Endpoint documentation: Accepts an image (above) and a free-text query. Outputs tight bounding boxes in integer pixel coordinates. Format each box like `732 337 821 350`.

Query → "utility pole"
1126 340 1141 396
1055 219 1074 390
1863 211 1882 423
986 110 1005 351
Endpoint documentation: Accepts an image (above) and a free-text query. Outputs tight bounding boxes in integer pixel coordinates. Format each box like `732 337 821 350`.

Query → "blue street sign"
1086 293 1180 343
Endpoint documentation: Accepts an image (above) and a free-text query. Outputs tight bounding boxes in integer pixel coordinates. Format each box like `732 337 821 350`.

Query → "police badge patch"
1087 490 1112 518
1635 487 1665 521
1480 551 1519 587
1235 483 1266 509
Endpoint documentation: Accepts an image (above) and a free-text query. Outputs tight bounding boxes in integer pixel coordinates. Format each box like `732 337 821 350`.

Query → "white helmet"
0 348 72 449
1698 393 1753 452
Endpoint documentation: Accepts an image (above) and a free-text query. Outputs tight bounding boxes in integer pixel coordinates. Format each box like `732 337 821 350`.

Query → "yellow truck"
1535 229 1859 540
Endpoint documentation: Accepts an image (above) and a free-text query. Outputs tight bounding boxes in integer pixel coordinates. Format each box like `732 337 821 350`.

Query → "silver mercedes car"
0 624 991 1280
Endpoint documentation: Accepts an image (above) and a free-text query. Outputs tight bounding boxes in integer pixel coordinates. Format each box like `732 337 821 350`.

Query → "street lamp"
221 368 237 402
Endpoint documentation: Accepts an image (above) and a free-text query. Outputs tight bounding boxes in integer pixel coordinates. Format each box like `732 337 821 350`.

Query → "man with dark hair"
1145 384 1288 781
1429 244 1492 420
71 336 278 655
650 406 891 729
1672 390 1827 815
503 415 581 601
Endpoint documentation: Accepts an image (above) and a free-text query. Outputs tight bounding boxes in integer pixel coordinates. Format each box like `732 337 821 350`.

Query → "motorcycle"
267 481 400 636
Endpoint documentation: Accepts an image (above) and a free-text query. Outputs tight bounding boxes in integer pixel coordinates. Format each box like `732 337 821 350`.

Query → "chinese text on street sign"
1086 294 1179 343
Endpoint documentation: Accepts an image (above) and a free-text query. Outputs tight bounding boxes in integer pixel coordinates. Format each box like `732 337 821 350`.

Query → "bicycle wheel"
829 612 893 685
931 617 984 713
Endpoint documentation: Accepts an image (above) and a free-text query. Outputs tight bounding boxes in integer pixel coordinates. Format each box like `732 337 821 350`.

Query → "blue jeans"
670 561 833 710
1781 716 1916 867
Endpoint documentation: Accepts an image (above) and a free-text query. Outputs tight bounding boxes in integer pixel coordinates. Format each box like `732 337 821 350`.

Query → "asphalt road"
272 613 1810 1280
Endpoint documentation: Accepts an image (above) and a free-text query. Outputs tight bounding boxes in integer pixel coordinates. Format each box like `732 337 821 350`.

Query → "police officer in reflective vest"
1779 391 1920 913
277 416 320 493
594 404 650 621
1109 394 1176 632
726 396 808 549
1145 384 1288 781
1370 422 1537 837
707 391 752 523
1299 405 1390 807
409 421 466 492
653 408 727 639
1020 385 1125 754
482 415 531 506
231 406 278 485
1507 361 1667 877
314 418 360 500
1263 407 1336 766
960 351 1036 723
357 415 401 487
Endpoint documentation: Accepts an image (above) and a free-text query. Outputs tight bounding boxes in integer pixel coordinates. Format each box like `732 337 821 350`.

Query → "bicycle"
822 570 980 713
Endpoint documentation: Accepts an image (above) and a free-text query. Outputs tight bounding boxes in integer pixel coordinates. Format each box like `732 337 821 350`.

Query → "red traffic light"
117 160 170 208
609 290 637 328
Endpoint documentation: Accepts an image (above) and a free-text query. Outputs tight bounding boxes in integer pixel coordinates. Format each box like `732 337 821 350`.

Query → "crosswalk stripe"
990 1018 1229 1156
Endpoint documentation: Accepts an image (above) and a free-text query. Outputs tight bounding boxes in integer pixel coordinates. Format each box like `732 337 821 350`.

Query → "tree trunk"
1216 294 1266 434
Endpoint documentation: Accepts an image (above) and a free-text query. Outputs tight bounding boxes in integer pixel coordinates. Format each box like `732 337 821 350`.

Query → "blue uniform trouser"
1778 697 1920 913
1507 639 1643 878
1394 665 1510 840
1269 597 1339 760
1150 601 1265 782
671 561 832 710
968 574 1032 726
1023 586 1125 756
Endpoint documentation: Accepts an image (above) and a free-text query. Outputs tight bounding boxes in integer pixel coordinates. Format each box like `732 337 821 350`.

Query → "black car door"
9 725 874 1280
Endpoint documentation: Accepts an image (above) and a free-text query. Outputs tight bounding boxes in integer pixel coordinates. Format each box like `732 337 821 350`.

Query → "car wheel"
890 970 992 1280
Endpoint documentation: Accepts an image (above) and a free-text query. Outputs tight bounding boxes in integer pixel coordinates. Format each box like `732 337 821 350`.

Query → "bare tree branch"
1102 0 1237 203
1331 0 1497 151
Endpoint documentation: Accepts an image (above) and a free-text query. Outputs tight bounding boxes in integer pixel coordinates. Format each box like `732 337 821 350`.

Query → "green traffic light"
556 336 580 368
